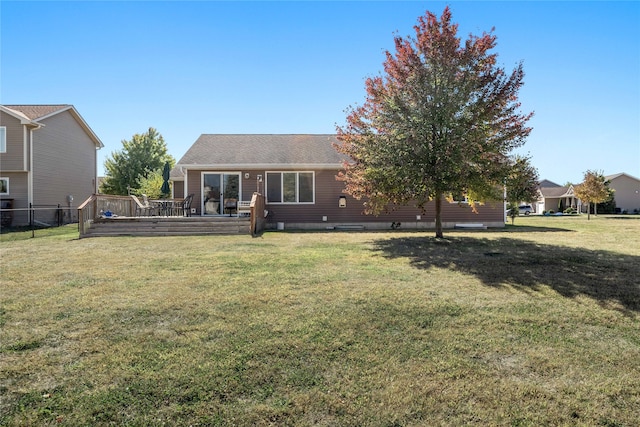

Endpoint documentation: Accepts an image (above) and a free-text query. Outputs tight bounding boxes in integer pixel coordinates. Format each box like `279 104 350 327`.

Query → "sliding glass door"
203 173 240 215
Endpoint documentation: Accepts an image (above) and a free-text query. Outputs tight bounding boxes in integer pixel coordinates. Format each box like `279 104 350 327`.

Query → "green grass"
1 216 639 425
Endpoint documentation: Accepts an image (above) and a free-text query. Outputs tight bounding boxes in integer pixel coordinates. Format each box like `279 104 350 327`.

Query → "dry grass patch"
1 216 639 425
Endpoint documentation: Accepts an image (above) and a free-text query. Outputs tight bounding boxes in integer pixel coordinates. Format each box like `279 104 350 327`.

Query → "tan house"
0 105 103 226
605 172 640 213
173 134 505 230
536 180 580 213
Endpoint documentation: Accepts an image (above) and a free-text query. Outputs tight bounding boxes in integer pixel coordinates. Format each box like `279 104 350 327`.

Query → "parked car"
518 205 533 215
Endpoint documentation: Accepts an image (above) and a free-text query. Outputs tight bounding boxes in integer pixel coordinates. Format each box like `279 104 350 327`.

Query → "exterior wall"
32 111 98 224
610 175 640 212
0 111 27 171
184 167 505 229
0 172 29 226
173 180 185 199
539 196 578 213
0 112 30 226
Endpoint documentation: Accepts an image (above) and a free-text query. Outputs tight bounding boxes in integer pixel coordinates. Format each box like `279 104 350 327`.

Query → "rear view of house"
173 134 505 230
0 105 103 227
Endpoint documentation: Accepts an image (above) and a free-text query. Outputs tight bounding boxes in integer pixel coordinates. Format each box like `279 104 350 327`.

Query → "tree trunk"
435 193 443 238
587 202 591 220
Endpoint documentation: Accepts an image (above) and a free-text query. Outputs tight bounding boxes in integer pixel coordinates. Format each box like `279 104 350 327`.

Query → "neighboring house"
537 179 562 189
605 172 640 213
536 180 580 213
0 105 103 226
173 134 505 230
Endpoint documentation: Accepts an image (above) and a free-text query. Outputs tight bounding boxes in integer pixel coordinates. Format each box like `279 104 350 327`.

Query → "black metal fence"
0 203 77 238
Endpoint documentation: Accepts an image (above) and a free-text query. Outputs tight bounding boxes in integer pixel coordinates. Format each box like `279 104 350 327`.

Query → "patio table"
151 199 175 216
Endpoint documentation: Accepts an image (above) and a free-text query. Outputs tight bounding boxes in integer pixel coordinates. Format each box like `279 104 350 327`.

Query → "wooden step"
83 216 251 237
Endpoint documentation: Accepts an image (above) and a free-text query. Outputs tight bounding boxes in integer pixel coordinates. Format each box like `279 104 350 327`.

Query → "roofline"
0 105 44 127
177 163 344 170
605 172 640 181
538 185 575 198
2 105 104 149
197 133 338 136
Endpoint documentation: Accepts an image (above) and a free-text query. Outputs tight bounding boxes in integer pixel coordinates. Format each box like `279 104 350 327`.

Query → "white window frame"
265 171 315 204
0 127 6 153
448 192 469 204
0 177 8 195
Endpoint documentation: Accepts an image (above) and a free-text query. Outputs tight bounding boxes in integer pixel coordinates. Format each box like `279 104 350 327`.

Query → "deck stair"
83 216 251 237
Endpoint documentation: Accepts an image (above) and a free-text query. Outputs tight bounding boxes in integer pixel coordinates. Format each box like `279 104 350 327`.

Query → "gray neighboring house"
173 134 506 230
605 172 640 213
0 105 103 226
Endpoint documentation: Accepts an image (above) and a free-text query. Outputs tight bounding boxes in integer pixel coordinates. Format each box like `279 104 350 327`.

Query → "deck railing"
78 193 264 237
250 192 266 236
78 194 134 237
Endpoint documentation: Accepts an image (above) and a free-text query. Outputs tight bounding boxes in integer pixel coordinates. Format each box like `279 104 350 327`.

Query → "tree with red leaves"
335 7 533 238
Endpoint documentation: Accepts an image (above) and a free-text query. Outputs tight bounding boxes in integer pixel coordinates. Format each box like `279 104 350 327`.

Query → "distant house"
173 134 505 230
536 180 579 213
0 105 103 226
605 173 640 213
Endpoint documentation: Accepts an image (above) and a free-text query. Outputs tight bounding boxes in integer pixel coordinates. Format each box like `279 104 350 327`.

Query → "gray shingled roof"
538 179 561 188
539 186 573 198
177 134 347 167
3 105 71 120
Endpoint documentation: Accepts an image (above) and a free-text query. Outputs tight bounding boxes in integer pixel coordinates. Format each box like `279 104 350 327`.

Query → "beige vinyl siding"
186 169 202 214
0 172 29 226
173 181 185 199
32 111 97 215
610 175 640 212
0 111 26 171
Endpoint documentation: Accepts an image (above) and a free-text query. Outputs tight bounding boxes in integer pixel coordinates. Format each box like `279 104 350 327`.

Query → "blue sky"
2 1 639 184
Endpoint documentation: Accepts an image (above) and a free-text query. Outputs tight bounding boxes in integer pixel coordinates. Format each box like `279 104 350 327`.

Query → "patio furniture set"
132 194 194 217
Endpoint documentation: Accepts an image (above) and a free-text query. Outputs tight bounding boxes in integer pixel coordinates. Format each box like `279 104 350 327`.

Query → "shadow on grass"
491 224 574 233
373 236 640 314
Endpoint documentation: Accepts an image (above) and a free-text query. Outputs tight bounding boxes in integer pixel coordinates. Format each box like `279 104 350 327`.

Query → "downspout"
95 146 100 193
27 123 43 208
182 166 188 204
23 126 28 171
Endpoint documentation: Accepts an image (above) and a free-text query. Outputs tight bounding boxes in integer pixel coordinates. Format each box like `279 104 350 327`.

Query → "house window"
266 172 314 204
0 177 8 195
0 127 6 153
448 192 468 203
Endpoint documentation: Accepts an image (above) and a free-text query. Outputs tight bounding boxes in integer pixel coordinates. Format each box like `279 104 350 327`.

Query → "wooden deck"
78 193 266 238
82 216 251 237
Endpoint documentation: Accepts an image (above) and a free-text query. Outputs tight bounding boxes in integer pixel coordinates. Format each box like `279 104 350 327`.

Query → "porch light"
339 196 347 208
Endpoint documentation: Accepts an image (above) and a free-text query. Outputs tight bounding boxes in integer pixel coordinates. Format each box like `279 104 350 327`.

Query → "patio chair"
172 194 194 217
224 198 237 216
143 194 162 216
131 195 154 216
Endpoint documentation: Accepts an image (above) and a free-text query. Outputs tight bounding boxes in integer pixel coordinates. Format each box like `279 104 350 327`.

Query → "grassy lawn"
1 216 639 425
